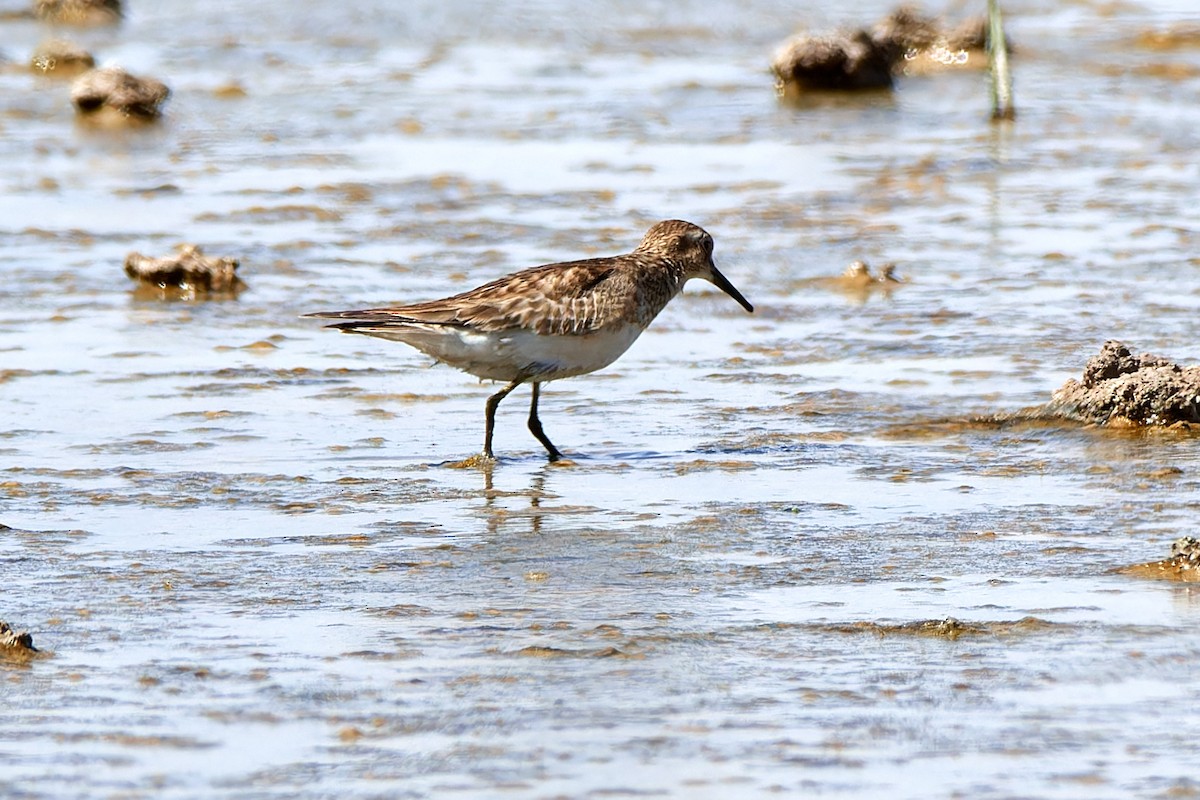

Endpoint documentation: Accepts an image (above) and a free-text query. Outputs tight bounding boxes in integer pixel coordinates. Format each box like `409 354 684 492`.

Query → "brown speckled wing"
310 256 653 336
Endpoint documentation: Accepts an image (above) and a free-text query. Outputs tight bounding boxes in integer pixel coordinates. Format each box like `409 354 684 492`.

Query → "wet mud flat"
3 0 1200 798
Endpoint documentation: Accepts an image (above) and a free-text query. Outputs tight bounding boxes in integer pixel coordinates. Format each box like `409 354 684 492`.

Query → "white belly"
359 322 647 382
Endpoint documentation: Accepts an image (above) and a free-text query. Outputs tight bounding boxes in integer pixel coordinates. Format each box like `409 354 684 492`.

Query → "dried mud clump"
837 260 901 288
1173 537 1200 561
1121 537 1200 583
30 39 95 77
35 0 121 25
124 245 245 296
1050 341 1200 427
872 5 991 74
797 260 905 303
771 4 1000 97
772 30 896 94
71 66 170 121
1 620 38 659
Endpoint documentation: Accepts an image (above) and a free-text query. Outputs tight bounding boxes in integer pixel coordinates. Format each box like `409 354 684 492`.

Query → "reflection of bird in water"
308 220 753 462
482 468 549 538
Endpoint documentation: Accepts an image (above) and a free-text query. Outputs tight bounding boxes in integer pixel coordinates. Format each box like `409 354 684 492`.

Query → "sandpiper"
306 219 753 461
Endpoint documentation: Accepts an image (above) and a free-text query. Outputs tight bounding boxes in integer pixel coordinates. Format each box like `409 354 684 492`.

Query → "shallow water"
3 0 1200 797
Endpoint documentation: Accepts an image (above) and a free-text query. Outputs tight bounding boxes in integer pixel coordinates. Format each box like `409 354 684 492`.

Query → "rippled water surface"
3 0 1200 797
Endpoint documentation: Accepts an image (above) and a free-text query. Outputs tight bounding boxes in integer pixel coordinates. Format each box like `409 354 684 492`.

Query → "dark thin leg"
527 382 563 462
484 379 522 459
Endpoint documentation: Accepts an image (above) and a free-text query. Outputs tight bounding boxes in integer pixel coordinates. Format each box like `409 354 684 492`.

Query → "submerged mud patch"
816 615 1059 639
513 644 639 659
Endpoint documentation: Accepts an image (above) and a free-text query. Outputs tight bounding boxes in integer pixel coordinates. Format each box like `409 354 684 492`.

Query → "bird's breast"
357 321 648 382
503 322 647 380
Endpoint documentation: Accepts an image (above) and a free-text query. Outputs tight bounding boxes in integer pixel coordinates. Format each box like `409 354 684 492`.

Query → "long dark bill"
710 265 754 313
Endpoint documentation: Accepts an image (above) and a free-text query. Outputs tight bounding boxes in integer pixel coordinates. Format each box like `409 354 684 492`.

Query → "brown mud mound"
71 66 169 121
30 39 95 77
1 620 39 662
1121 537 1200 583
35 0 120 25
1050 341 1200 427
771 4 999 97
772 30 896 93
829 260 902 289
789 260 905 304
872 5 991 75
125 244 244 296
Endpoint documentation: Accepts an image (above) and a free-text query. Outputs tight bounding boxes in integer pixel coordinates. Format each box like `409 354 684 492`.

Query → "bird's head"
637 220 754 313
